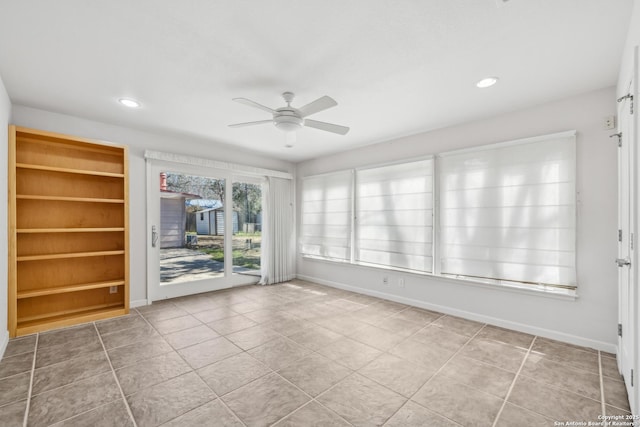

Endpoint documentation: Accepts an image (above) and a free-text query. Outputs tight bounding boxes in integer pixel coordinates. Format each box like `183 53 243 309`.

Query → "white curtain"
355 159 434 272
259 177 295 285
439 132 576 287
300 171 353 261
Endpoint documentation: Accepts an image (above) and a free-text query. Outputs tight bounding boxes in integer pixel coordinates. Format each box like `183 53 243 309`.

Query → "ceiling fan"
229 92 350 147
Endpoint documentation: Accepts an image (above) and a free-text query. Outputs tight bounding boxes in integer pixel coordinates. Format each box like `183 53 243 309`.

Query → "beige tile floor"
0 280 632 426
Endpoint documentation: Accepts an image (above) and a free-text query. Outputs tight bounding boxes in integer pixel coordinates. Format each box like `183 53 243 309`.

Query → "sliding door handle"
152 225 159 248
616 258 631 267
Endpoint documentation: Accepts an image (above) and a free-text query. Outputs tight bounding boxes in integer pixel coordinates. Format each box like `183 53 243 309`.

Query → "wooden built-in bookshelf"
8 126 129 337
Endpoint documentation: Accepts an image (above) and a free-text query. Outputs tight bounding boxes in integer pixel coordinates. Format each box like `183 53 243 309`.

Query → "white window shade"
355 159 434 272
439 132 576 288
301 171 353 261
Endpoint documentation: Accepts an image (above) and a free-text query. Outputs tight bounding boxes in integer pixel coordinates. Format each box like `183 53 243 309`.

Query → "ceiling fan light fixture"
274 114 303 132
118 98 141 108
476 77 499 88
285 129 297 148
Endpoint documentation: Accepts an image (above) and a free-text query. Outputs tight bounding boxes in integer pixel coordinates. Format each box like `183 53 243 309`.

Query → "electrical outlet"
604 115 616 130
382 276 389 285
109 286 118 294
398 278 405 288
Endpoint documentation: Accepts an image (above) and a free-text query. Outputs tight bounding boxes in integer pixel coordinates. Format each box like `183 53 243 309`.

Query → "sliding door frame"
145 158 259 302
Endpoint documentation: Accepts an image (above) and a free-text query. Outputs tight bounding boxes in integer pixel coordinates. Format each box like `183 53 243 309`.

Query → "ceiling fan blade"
228 120 273 128
232 98 275 114
304 119 350 135
298 96 338 117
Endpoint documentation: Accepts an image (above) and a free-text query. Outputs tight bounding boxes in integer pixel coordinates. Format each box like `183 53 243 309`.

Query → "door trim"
617 46 638 414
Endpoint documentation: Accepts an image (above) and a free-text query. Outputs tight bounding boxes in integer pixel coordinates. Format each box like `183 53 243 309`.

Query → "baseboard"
0 329 9 362
130 299 148 308
297 274 617 354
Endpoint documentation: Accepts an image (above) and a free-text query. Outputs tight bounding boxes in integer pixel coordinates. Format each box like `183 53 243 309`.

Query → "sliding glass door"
146 160 262 301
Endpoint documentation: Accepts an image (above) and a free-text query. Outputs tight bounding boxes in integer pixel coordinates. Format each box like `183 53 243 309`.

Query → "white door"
617 47 637 412
146 160 259 301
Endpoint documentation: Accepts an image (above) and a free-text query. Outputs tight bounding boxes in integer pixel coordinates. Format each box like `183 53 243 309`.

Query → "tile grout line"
272 369 356 426
178 320 251 427
165 306 353 426
93 323 139 427
195 329 355 427
137 306 249 427
178 371 248 427
50 401 131 427
206 390 248 427
198 295 376 426
380 322 489 427
598 351 607 416
499 355 615 420
270 401 325 427
505 342 611 404
22 333 39 427
311 311 447 401
293 310 445 425
490 335 537 427
347 314 444 387
18 322 153 426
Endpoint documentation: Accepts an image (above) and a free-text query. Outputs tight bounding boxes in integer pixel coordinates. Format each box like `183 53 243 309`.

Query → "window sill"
300 255 578 301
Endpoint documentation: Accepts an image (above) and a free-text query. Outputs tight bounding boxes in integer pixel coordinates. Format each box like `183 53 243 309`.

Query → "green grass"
235 231 261 237
201 248 260 270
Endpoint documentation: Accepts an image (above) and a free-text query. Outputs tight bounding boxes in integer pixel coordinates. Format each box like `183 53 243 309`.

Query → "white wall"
10 105 294 304
297 87 618 351
0 74 11 357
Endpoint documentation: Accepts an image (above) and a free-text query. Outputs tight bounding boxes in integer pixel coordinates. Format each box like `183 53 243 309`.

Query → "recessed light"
476 77 499 88
118 98 140 108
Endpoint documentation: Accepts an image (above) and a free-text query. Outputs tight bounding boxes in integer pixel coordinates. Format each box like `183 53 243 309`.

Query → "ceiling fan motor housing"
274 108 303 132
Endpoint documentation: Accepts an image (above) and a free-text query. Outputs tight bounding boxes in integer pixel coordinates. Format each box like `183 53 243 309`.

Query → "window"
439 133 576 288
300 171 353 261
355 159 434 272
300 130 577 292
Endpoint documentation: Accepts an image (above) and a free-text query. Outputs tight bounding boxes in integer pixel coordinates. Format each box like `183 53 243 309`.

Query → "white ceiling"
0 0 633 162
